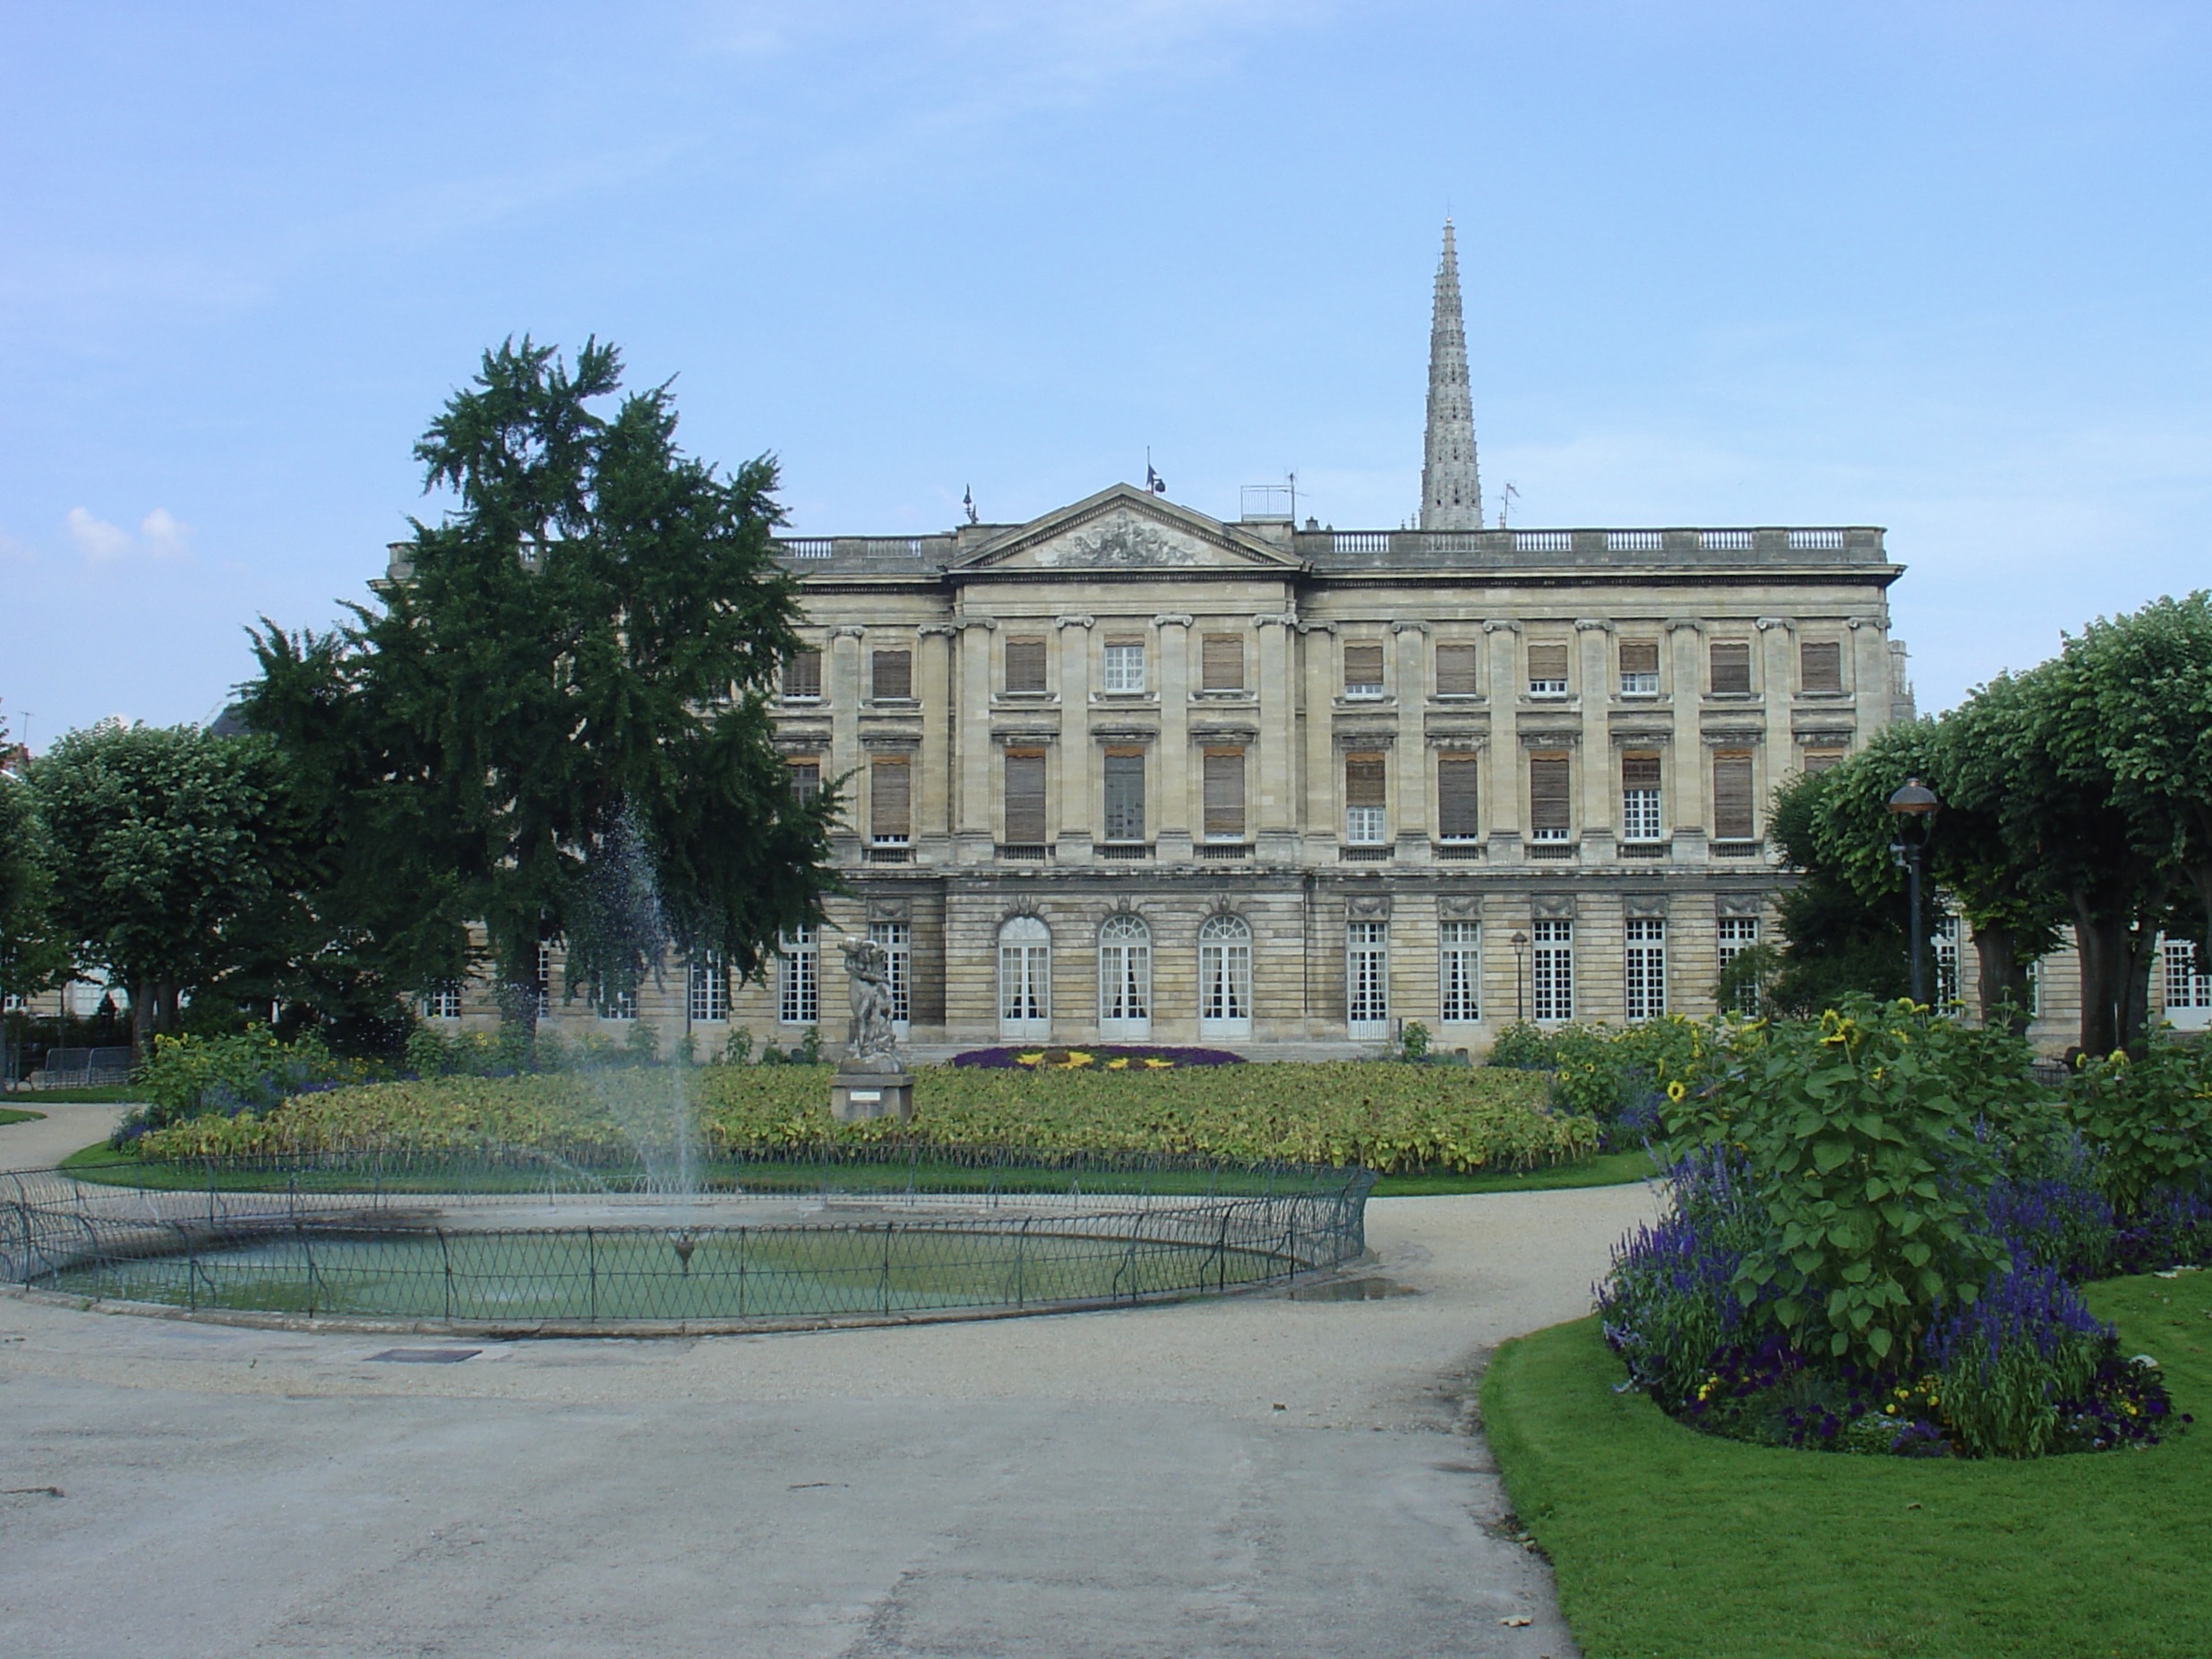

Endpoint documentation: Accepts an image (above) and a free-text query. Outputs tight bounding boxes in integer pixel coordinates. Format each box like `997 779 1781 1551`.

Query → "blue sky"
4 1 2208 746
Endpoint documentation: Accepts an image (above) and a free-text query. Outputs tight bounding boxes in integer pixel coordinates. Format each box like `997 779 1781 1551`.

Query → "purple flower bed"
949 1044 1245 1069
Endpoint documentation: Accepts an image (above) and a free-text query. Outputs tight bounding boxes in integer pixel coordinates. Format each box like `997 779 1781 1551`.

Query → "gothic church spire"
1419 219 1483 531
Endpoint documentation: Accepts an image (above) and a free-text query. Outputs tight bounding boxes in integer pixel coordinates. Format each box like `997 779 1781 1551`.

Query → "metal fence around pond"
0 1152 1373 1330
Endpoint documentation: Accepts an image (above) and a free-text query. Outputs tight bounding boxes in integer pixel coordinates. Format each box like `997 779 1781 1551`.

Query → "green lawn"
1482 1272 2212 1659
0 1085 139 1104
0 1106 47 1126
1368 1145 1658 1196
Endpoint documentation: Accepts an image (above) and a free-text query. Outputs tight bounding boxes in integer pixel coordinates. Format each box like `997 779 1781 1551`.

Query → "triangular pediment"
951 484 1303 575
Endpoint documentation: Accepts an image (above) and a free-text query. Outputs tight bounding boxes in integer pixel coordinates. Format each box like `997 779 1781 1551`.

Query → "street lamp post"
1887 777 1940 1004
1510 930 1530 1023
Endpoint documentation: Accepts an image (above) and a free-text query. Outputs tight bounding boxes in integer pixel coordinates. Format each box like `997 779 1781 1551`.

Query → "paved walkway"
0 1101 126 1172
0 1127 1657 1659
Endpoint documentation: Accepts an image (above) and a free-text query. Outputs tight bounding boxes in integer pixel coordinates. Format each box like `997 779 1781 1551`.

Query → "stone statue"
840 935 903 1071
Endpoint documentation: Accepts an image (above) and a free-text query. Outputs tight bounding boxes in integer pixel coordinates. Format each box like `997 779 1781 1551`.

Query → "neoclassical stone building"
691 226 1923 1056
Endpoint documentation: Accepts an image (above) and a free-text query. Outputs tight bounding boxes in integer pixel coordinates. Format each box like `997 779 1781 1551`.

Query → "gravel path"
0 1101 126 1172
0 1167 1658 1658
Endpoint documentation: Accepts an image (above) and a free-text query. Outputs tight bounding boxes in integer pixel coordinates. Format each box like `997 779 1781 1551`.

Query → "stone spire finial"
1419 219 1483 532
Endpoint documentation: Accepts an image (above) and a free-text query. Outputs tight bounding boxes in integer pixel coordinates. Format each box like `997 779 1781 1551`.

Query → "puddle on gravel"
1286 1276 1420 1302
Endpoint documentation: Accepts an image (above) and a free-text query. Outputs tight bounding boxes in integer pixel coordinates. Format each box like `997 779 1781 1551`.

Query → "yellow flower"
1142 1058 1174 1070
1105 1057 1129 1070
1667 1080 1687 1103
1016 1052 1045 1067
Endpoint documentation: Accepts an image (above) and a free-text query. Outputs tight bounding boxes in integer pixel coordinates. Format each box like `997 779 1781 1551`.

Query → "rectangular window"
869 921 912 1027
423 987 461 1021
536 942 555 1019
1710 640 1753 694
1530 752 1572 841
870 649 912 701
1801 640 1844 693
2026 956 2044 1019
870 756 912 843
1202 633 1245 691
1440 920 1480 1023
1437 754 1480 841
1102 639 1145 692
1621 752 1662 842
1344 752 1386 844
2165 939 2212 1011
1618 640 1660 695
1803 750 1846 775
1102 750 1146 842
1004 636 1048 694
1718 915 1760 1012
1346 921 1389 1036
1712 751 1756 841
1625 918 1667 1019
778 928 819 1027
784 648 822 700
1435 641 1479 697
688 955 729 1022
1527 642 1570 695
597 983 638 1021
1343 642 1385 698
1932 914 1960 1007
1532 918 1573 1021
787 760 821 806
1003 751 1047 845
1204 748 1246 840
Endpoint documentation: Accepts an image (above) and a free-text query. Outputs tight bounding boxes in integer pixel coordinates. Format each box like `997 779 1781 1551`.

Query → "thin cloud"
64 506 191 563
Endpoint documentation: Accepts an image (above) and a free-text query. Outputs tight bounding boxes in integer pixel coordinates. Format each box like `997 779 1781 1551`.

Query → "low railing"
1710 839 1766 859
996 844 1052 863
1096 843 1152 861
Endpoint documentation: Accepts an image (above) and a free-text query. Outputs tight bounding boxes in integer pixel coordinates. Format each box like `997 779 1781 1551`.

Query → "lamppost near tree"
1887 777 1940 1004
1510 930 1530 1023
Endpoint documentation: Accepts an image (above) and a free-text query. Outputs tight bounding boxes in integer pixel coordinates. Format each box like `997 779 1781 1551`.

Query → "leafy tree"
30 723 293 1053
244 337 839 1015
1753 768 1910 1016
1 724 69 1081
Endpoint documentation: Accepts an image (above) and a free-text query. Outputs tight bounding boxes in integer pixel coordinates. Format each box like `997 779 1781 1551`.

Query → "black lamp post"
1510 930 1530 1022
1887 777 1940 1003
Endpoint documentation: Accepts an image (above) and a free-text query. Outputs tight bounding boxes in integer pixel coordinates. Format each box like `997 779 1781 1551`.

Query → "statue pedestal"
830 1070 913 1122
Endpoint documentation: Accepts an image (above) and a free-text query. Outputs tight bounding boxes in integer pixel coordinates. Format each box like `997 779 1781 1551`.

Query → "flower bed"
123 1060 1589 1174
949 1044 1244 1070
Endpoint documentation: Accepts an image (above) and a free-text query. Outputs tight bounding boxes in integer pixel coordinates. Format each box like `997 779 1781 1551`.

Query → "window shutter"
1004 637 1047 693
784 649 822 698
1344 752 1385 808
1437 755 1479 838
1003 752 1046 843
870 757 912 838
1713 752 1755 839
1800 640 1843 692
1203 749 1246 838
871 649 912 700
1202 633 1244 691
1710 641 1752 693
1343 643 1385 692
1527 642 1570 685
1621 752 1661 791
1435 642 1479 696
1618 640 1659 677
1530 753 1572 835
1803 750 1845 775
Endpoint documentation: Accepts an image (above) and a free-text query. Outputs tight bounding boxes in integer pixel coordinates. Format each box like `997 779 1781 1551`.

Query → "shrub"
119 1027 383 1144
2067 1032 2212 1215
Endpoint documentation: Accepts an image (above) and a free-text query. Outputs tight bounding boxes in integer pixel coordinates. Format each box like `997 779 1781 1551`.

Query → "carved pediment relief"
954 485 1301 576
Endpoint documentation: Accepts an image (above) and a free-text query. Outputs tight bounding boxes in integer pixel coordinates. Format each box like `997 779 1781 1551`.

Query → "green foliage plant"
2066 1031 2212 1214
128 1027 382 1135
1663 998 2024 1371
1397 1020 1430 1062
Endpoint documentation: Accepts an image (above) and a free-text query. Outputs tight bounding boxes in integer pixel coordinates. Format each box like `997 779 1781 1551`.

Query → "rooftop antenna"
963 485 978 525
1497 482 1520 529
1286 470 1298 524
1145 449 1167 496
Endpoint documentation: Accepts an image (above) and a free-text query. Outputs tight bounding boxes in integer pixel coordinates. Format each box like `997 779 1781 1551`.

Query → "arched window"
998 915 1051 1038
1198 915 1253 1040
1097 914 1152 1039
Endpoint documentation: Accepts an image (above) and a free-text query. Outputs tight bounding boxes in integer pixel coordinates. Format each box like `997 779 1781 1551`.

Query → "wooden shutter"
870 757 912 838
1202 633 1244 691
1713 752 1755 839
784 649 822 698
1800 640 1843 692
1203 749 1245 838
870 649 912 700
1803 750 1845 775
1527 642 1570 685
1004 637 1047 693
1710 641 1752 693
1003 752 1046 843
1437 755 1479 838
1343 643 1385 692
1344 753 1386 808
1435 642 1479 695
1618 640 1659 677
1621 752 1662 791
1529 754 1572 835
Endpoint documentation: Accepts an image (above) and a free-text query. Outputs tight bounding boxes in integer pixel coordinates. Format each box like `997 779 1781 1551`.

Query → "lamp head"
1887 777 1939 817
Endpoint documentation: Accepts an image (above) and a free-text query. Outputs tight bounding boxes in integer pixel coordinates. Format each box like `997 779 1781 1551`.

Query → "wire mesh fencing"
2 1153 1373 1329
